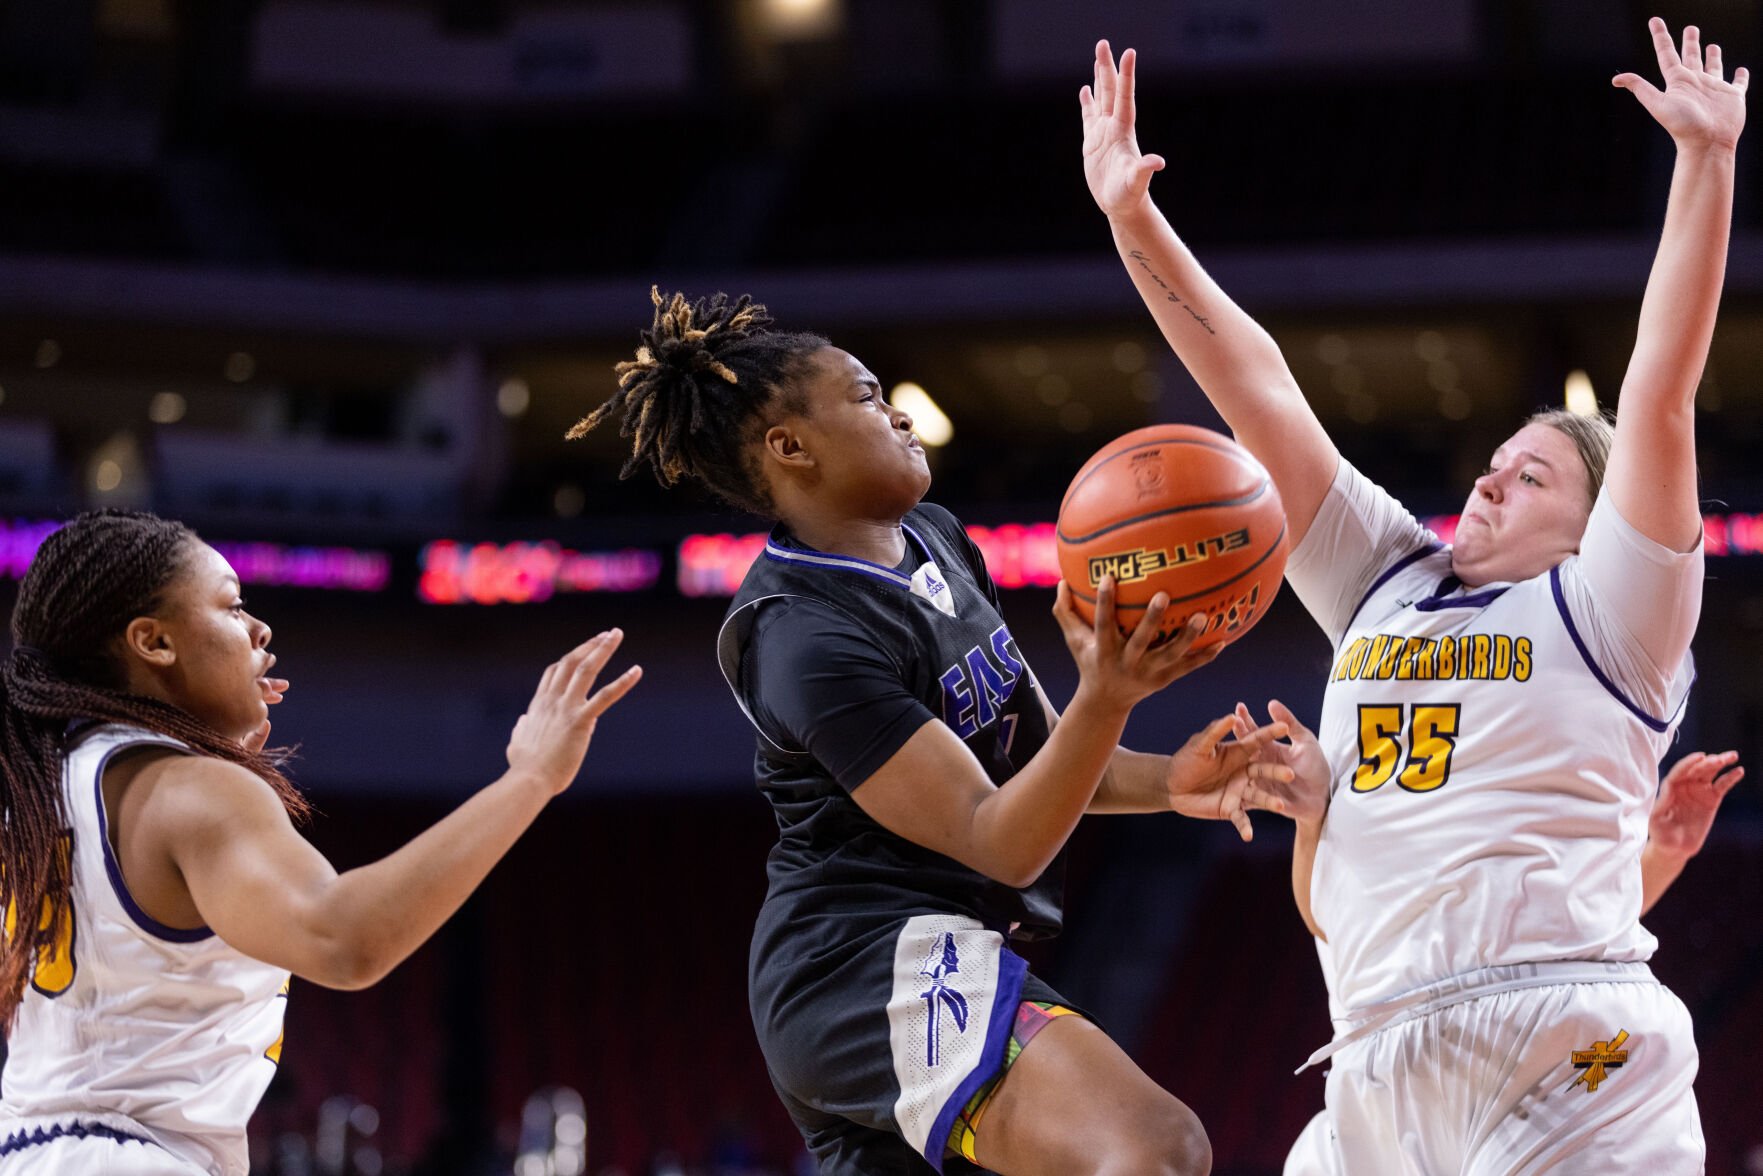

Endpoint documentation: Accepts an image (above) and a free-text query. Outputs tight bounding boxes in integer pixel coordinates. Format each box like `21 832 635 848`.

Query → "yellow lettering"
1399 705 1462 792
1414 639 1437 680
1471 634 1491 679
1395 636 1423 680
1493 635 1513 679
1377 636 1404 680
1354 705 1404 792
1515 637 1533 681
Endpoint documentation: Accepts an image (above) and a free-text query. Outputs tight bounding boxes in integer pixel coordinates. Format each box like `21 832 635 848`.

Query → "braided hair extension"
567 287 829 517
1 510 307 1030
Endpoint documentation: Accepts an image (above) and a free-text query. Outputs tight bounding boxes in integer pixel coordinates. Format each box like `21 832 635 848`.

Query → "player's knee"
1093 1100 1211 1176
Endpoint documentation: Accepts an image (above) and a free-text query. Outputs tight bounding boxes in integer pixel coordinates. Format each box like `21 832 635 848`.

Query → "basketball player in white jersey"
1272 744 1745 1176
1082 16 1746 1172
0 511 640 1176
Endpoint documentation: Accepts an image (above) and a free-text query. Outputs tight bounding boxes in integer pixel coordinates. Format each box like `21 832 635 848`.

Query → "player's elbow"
284 902 397 990
978 848 1049 890
301 940 392 991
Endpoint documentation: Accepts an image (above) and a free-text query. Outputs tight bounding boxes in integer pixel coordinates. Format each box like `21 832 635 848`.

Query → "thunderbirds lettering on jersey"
1331 632 1534 683
939 625 1026 740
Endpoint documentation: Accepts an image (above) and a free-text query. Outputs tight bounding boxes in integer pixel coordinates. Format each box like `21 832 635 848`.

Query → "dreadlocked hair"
1 510 308 1030
567 287 829 516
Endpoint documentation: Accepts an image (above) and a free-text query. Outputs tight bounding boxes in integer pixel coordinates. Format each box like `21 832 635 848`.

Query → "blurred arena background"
1 0 1761 1172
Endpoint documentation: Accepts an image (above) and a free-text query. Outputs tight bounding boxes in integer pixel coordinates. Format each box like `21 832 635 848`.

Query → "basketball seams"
1058 434 1263 511
1055 479 1272 545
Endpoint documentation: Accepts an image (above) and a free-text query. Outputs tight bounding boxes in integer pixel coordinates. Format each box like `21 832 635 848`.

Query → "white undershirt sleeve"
1285 458 1442 646
1556 488 1703 717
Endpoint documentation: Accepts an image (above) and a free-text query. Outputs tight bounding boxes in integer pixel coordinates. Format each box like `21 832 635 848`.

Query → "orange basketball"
1056 424 1287 651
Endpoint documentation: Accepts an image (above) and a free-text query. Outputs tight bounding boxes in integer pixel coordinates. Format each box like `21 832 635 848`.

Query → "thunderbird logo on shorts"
1569 1029 1630 1092
918 933 970 1068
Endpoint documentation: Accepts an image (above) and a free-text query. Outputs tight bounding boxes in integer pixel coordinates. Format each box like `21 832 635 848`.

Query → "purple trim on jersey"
1549 566 1680 734
1343 543 1443 632
1413 575 1511 612
92 740 215 943
0 1121 153 1156
762 524 933 592
923 947 1028 1174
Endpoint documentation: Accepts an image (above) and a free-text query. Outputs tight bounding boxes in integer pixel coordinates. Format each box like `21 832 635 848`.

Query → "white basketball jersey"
1288 462 1697 1015
1 724 289 1176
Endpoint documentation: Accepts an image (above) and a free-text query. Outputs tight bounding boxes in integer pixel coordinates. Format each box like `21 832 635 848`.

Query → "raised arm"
1081 41 1340 548
1642 749 1743 915
143 632 640 989
854 585 1287 886
1606 19 1747 552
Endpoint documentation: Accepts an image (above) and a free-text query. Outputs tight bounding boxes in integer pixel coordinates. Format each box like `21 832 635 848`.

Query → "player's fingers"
1124 591 1170 659
583 665 643 719
1095 40 1117 115
1138 155 1167 180
565 629 624 698
1649 16 1681 75
1148 623 1214 682
1228 720 1291 755
1118 46 1139 128
1681 24 1702 74
1706 42 1723 79
1079 84 1094 115
1612 73 1664 111
1734 65 1749 93
1052 581 1090 642
1712 765 1745 795
1093 574 1122 648
1241 778 1290 815
1267 698 1313 740
1231 701 1255 739
1247 760 1296 785
1190 713 1238 753
1228 794 1255 841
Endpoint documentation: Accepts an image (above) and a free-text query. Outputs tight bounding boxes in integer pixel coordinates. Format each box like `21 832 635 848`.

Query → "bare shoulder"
120 751 292 847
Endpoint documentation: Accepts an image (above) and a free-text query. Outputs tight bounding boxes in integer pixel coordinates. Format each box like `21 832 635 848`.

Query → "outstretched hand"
1165 713 1292 840
1232 700 1331 826
1650 749 1743 859
506 629 643 796
1080 40 1166 220
1614 17 1748 150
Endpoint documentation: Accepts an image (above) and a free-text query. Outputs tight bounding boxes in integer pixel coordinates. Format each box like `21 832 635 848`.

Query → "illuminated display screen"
677 532 770 598
4 511 1759 606
0 519 390 592
211 541 390 593
418 540 662 605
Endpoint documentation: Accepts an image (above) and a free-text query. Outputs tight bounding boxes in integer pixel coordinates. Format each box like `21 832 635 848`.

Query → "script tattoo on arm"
1128 250 1217 335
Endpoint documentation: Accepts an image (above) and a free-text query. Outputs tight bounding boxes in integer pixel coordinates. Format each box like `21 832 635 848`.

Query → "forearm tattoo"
1128 250 1216 335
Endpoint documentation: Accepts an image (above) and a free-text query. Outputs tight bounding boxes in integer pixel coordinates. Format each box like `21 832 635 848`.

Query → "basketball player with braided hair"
571 288 1307 1175
0 510 639 1176
1085 16 1744 1172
